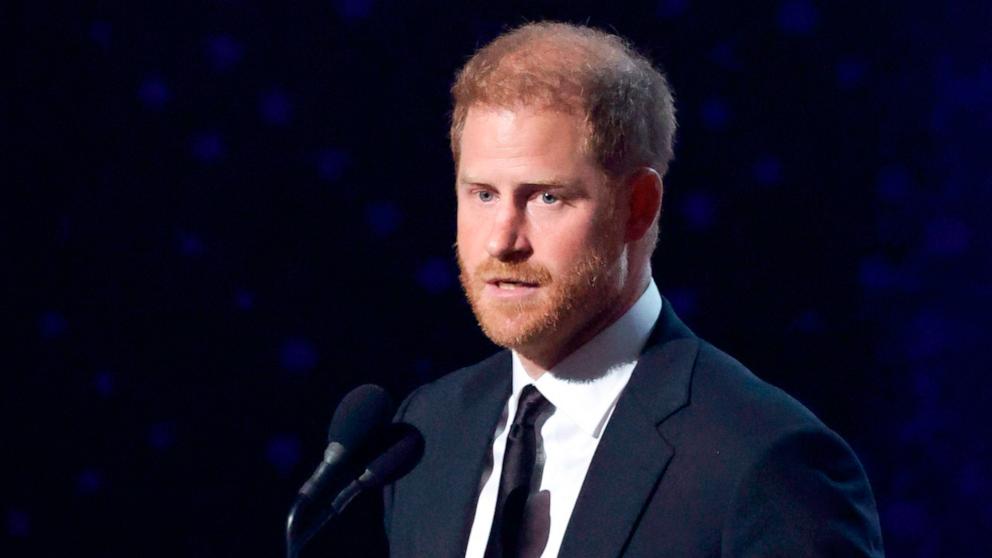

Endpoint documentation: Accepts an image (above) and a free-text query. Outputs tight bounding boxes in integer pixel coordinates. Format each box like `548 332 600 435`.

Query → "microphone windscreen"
365 423 425 487
327 384 394 448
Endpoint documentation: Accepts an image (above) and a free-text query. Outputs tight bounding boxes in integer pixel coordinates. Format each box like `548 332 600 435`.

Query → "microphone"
298 384 394 499
286 384 394 558
328 423 425 516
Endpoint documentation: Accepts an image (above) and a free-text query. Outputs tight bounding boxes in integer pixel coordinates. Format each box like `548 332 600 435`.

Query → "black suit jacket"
384 300 884 557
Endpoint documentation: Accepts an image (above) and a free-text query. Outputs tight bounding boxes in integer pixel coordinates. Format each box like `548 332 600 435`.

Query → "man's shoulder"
677 340 883 555
702 339 822 420
660 336 839 456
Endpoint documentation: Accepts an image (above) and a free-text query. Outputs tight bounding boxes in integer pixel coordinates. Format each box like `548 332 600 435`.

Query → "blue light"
777 0 819 36
316 148 349 182
89 21 111 50
416 257 455 295
206 35 244 71
701 97 730 130
39 311 67 339
266 435 301 477
858 257 908 291
956 462 986 497
148 422 176 451
655 0 688 19
905 310 954 360
791 310 823 333
876 165 912 203
94 371 114 398
138 75 171 109
280 338 318 374
178 231 206 256
882 500 928 540
234 289 255 310
365 200 403 237
77 469 103 494
190 132 225 163
6 508 29 538
925 217 969 256
666 287 698 318
752 155 783 186
335 0 374 22
836 58 867 89
709 41 742 72
259 89 293 126
681 192 717 230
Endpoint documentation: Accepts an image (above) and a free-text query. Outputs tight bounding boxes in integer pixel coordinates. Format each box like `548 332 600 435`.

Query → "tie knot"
514 385 553 428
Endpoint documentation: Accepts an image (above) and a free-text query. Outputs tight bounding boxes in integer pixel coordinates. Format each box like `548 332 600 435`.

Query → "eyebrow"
457 176 578 189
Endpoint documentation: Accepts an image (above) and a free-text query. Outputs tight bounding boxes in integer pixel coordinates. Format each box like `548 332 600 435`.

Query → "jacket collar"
557 298 699 557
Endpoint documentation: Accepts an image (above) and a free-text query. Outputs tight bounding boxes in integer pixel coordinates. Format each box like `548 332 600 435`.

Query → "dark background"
7 0 991 556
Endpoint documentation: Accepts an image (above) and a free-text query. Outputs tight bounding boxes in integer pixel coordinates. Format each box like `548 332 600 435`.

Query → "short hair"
450 21 677 179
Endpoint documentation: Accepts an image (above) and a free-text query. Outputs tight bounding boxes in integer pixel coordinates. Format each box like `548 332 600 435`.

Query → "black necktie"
484 385 555 558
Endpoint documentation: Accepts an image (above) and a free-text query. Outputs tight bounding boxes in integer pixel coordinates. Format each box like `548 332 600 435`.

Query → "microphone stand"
285 485 354 558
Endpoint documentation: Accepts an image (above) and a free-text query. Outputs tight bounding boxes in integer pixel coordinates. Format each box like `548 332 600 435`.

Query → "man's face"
456 106 629 358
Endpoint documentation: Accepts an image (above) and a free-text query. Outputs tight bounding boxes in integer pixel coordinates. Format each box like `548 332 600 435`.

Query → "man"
385 22 884 557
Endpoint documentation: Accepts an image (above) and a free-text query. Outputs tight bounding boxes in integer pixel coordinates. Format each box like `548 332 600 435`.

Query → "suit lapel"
423 352 512 558
558 300 699 557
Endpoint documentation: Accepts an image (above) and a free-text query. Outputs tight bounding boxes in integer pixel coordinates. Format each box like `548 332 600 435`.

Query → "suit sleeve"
721 428 885 557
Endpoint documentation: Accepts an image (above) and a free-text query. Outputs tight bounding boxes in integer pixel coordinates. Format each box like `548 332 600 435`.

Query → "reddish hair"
450 22 677 178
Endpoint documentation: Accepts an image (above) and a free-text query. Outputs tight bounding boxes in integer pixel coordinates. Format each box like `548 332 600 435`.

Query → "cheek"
541 217 620 265
455 217 481 261
533 229 593 267
455 205 471 238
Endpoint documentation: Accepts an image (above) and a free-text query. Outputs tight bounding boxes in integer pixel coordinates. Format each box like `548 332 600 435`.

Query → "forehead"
457 106 598 179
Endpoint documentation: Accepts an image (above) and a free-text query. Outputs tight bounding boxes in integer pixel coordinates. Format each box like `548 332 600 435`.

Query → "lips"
485 278 541 289
479 277 543 299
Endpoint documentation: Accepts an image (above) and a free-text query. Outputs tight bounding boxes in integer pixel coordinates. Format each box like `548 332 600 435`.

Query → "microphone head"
327 384 394 448
364 423 425 488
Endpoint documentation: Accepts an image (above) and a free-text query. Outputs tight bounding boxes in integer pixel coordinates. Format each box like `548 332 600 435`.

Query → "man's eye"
477 191 494 202
540 192 559 204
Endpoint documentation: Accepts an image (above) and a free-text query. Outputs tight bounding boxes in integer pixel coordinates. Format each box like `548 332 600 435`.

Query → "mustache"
471 259 553 285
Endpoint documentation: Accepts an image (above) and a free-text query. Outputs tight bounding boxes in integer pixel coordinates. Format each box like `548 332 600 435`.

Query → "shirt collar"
511 279 662 437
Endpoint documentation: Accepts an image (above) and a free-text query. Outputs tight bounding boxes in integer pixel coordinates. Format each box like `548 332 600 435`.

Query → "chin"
475 304 560 350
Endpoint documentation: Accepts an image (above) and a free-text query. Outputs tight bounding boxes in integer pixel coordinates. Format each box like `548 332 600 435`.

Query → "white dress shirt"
464 280 662 558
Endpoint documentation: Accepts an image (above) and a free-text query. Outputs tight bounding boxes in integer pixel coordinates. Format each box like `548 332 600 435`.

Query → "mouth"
488 278 540 290
482 278 542 297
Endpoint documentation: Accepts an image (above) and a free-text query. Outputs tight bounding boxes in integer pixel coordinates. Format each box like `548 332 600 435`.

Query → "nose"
486 202 532 262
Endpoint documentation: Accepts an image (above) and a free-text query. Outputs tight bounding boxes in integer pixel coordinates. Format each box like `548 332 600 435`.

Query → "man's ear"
624 167 663 242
